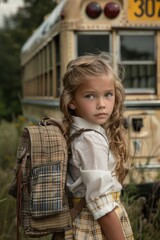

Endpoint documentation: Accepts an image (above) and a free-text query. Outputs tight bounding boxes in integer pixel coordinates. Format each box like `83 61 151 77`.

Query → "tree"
0 0 56 121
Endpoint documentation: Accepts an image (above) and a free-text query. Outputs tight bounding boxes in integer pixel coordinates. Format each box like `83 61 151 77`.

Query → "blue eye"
105 92 113 98
84 94 95 99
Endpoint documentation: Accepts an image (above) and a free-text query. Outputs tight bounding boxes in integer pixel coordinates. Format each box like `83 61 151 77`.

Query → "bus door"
126 111 160 183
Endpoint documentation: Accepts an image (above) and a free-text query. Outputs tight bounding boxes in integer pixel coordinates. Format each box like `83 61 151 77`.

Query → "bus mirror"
132 118 143 132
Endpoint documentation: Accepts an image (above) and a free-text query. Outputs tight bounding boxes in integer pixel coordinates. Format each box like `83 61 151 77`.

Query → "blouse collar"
72 116 106 135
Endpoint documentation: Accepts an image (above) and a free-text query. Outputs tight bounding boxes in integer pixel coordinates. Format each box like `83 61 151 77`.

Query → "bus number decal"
134 0 144 17
128 0 160 20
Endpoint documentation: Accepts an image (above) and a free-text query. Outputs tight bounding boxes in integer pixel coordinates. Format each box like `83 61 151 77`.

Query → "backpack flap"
29 125 65 218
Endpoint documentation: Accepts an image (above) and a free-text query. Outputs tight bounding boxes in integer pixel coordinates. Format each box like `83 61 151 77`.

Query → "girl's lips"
95 113 107 116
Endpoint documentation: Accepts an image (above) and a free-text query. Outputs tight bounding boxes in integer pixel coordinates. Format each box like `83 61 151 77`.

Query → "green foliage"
0 168 17 239
0 121 19 169
0 27 22 121
0 0 56 121
122 184 160 240
0 116 33 169
0 198 7 204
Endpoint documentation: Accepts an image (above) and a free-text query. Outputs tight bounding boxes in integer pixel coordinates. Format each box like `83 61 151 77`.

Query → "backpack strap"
39 117 67 138
69 128 93 142
70 198 86 221
70 128 108 143
16 153 30 240
51 197 86 240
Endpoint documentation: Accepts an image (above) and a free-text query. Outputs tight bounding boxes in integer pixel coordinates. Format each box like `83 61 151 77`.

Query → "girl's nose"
97 97 105 109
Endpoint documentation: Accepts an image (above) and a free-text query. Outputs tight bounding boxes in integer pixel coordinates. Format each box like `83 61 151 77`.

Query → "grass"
122 183 160 240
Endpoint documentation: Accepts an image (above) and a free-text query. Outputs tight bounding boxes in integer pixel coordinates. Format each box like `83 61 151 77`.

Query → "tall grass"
122 184 160 240
0 121 18 169
0 118 159 239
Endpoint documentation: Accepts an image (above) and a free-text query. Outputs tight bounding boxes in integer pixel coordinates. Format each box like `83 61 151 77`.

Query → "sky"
0 0 24 27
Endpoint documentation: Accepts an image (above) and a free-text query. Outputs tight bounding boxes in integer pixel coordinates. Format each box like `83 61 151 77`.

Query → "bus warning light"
86 2 102 19
104 2 120 19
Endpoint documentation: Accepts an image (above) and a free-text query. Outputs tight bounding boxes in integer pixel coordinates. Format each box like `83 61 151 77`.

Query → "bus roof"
21 0 68 53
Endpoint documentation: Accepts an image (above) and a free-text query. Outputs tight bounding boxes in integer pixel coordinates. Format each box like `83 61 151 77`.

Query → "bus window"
119 32 156 94
77 32 111 56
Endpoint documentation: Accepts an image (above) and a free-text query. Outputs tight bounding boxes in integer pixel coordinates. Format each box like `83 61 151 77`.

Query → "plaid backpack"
9 118 85 239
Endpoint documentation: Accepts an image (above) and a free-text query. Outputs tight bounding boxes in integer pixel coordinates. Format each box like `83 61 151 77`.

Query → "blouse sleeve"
73 131 119 220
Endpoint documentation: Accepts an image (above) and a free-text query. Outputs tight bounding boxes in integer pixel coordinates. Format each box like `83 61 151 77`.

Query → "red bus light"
86 2 102 19
104 2 120 19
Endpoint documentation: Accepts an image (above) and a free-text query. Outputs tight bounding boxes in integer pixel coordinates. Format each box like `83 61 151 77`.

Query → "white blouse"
67 116 122 220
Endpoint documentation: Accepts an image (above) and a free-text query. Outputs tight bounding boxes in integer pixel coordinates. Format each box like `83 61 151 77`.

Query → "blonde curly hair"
60 52 130 184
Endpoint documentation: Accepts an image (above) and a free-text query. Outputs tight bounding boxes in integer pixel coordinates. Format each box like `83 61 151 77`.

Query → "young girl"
60 52 134 240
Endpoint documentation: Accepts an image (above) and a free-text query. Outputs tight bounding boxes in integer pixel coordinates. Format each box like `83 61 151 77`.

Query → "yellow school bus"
21 0 160 184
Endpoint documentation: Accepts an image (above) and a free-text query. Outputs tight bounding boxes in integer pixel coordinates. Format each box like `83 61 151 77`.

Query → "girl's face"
69 75 115 125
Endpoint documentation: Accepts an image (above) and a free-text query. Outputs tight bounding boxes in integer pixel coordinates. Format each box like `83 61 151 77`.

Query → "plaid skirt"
72 192 134 240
